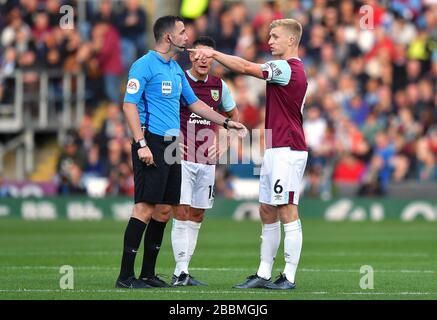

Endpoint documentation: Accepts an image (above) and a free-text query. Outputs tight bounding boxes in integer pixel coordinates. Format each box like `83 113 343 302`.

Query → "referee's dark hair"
192 36 216 49
153 15 184 42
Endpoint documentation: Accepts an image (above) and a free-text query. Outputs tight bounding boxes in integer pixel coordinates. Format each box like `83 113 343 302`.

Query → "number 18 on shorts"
179 160 216 209
259 148 308 206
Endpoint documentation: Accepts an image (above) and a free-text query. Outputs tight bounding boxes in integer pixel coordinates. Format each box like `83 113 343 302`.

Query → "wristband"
137 138 147 148
223 118 230 129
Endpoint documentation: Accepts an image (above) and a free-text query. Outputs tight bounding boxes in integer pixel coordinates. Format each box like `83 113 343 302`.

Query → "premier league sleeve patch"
126 78 140 94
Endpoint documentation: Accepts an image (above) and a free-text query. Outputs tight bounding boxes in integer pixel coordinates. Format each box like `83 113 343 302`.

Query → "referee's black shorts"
132 129 181 205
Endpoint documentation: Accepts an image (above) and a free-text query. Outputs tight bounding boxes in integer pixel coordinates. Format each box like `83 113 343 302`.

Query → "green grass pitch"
0 218 436 300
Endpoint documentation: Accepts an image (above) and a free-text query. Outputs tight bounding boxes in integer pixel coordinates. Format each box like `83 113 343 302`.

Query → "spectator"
91 22 124 103
117 0 147 68
416 126 437 181
84 144 107 178
373 131 396 190
91 0 118 27
333 153 366 183
303 106 327 156
0 175 9 197
214 7 238 55
58 162 87 195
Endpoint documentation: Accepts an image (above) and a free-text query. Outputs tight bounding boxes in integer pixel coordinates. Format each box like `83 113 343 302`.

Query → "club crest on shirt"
162 81 172 95
126 78 140 94
211 90 219 102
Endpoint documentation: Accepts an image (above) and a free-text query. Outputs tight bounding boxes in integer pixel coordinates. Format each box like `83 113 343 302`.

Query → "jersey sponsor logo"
126 78 140 94
189 118 211 125
190 112 202 119
162 81 172 95
188 113 211 125
211 90 219 102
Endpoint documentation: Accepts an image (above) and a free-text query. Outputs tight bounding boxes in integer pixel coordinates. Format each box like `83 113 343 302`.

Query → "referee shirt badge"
162 81 172 95
211 90 219 102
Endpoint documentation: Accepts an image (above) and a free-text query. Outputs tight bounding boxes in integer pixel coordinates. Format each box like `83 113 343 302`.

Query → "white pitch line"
0 289 435 296
304 251 434 258
0 251 120 256
339 292 437 296
0 266 435 274
0 289 319 295
299 268 436 274
0 250 434 258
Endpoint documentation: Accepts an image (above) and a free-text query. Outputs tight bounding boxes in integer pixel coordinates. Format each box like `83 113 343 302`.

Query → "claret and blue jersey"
261 58 308 151
123 50 198 137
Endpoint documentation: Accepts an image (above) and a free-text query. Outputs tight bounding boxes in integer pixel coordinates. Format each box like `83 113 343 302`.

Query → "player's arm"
226 106 239 122
225 106 239 124
123 62 155 166
188 100 246 137
122 102 155 166
180 68 247 137
220 79 239 122
123 102 144 142
218 83 240 157
188 48 263 79
209 106 240 161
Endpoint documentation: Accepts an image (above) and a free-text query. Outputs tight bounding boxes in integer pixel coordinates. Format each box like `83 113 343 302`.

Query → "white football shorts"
259 147 308 206
180 160 216 209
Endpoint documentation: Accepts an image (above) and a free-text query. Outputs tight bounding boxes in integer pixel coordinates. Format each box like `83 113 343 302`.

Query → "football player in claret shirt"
153 36 239 286
190 18 308 290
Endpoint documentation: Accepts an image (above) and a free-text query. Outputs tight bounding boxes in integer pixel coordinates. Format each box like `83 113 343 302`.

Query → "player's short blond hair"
270 19 303 46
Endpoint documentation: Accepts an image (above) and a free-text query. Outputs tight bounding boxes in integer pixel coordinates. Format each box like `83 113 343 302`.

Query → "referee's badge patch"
126 79 140 94
211 90 219 101
162 81 172 95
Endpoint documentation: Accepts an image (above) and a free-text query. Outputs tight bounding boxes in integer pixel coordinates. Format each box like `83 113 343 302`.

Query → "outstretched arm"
188 48 264 79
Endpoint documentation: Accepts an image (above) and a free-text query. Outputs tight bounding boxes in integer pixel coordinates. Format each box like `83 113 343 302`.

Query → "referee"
116 15 247 289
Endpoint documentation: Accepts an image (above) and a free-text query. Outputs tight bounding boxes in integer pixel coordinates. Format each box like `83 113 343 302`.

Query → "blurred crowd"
1 0 437 198
0 0 146 107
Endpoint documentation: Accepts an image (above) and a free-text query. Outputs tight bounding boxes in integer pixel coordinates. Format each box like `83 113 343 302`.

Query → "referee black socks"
140 218 167 278
118 217 147 280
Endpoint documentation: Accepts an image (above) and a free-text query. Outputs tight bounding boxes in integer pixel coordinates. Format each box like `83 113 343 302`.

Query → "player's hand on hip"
138 146 156 167
227 121 248 138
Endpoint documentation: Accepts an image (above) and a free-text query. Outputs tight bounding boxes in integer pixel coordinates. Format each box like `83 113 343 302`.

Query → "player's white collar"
186 70 208 83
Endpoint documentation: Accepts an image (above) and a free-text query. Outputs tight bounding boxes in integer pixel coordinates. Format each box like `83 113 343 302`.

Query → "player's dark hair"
153 15 184 42
192 36 216 49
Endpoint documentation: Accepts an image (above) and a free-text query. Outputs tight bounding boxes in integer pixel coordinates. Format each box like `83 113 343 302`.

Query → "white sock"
256 221 281 280
283 219 303 283
187 220 201 269
171 219 189 276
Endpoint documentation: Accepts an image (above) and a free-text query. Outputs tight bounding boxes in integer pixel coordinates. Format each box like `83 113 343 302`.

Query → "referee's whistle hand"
138 146 155 167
